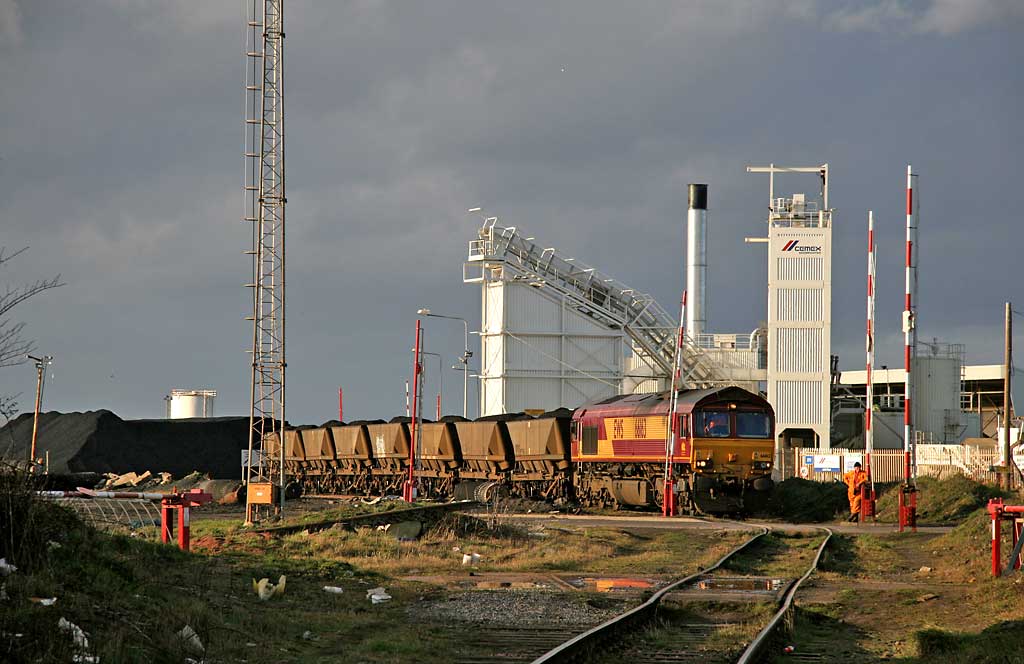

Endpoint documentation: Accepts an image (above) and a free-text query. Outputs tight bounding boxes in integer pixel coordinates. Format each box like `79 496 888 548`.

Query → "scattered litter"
59 618 89 649
917 593 939 603
176 625 204 655
29 597 57 606
461 553 482 566
376 523 391 532
0 558 17 576
452 546 461 552
783 645 795 654
253 575 287 600
323 586 345 594
245 642 257 647
917 566 932 574
47 540 62 551
362 496 382 505
301 630 317 641
366 587 392 603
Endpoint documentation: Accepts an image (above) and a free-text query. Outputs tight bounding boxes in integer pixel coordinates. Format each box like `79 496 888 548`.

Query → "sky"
0 0 1021 425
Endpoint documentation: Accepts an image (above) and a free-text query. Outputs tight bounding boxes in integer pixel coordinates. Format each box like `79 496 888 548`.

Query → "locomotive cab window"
675 414 689 438
582 425 598 455
697 411 730 437
736 412 771 438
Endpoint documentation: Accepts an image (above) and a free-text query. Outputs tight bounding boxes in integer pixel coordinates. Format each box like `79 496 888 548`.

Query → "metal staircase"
465 219 749 387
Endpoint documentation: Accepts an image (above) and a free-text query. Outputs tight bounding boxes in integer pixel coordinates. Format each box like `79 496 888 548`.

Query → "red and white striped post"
663 290 687 517
861 212 878 522
404 321 422 502
900 165 918 532
405 380 410 417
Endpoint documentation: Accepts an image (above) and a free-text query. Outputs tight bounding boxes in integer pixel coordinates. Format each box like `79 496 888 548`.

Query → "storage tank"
166 389 217 419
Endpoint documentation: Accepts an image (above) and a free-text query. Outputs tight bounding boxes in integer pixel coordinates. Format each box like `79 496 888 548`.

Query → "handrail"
532 526 769 663
734 527 833 664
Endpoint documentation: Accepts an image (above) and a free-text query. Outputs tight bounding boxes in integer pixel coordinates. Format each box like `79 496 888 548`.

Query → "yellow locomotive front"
684 388 775 513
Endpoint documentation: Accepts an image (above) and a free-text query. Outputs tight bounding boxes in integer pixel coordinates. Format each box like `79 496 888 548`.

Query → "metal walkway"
464 219 756 387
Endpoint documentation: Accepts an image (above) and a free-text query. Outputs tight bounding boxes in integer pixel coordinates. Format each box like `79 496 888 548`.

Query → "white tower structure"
464 215 761 416
748 164 833 451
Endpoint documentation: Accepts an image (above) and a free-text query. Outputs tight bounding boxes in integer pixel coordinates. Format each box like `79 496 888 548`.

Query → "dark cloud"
0 1 1020 424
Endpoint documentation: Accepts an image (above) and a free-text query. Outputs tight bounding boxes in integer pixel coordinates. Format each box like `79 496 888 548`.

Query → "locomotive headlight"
695 458 713 469
752 461 773 470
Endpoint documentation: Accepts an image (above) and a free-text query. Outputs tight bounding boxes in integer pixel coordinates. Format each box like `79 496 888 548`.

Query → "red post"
338 387 343 421
160 489 211 552
404 321 422 502
161 504 173 544
1013 520 1022 571
178 505 190 552
991 499 1002 577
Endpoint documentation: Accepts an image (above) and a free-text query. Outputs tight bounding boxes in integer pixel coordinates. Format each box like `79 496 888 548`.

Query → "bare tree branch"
0 247 65 370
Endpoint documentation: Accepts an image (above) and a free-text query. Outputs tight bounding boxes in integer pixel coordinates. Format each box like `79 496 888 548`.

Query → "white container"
167 389 217 419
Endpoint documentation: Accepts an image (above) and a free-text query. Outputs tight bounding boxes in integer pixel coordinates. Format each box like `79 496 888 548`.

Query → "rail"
735 527 833 663
531 526 769 663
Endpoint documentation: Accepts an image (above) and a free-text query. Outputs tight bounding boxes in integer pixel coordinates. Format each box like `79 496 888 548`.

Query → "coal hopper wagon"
274 385 775 513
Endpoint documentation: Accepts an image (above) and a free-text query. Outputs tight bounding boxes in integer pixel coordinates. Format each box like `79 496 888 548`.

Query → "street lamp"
417 308 472 419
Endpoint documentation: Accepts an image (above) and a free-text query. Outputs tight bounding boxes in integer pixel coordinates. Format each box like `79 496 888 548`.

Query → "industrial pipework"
686 184 708 339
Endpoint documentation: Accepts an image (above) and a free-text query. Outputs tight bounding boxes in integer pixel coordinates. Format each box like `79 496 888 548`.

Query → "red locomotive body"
570 386 775 512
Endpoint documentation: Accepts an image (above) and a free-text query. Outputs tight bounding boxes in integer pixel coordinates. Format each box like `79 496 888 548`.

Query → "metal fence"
788 445 1003 484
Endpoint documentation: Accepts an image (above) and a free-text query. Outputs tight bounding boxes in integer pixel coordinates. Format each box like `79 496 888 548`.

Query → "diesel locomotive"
272 385 775 513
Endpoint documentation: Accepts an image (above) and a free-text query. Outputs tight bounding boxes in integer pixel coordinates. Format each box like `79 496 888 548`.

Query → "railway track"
530 525 832 664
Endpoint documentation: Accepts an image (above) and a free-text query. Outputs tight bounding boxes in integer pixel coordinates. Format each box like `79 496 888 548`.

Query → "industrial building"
462 164 1017 459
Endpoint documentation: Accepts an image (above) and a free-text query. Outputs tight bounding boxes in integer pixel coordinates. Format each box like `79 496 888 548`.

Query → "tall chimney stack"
686 184 708 340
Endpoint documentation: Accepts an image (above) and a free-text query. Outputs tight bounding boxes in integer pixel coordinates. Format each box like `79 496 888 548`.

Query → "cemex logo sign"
781 240 821 254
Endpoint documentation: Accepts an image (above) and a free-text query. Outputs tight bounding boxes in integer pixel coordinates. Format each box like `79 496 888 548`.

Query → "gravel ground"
415 589 630 627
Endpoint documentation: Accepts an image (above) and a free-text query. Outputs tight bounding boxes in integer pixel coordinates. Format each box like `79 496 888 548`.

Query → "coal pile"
0 410 252 478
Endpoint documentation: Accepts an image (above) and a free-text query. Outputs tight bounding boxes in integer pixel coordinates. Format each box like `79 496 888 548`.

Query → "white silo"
166 389 217 419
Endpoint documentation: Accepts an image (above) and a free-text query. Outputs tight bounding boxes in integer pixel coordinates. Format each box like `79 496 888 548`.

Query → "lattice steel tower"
243 0 286 522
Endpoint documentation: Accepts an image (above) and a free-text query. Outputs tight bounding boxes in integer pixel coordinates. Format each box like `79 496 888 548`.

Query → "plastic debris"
323 586 345 594
176 625 204 655
252 575 287 600
783 645 795 654
29 597 57 606
461 553 482 565
302 630 316 641
47 540 62 551
918 566 932 574
59 618 89 650
366 586 392 603
0 558 17 576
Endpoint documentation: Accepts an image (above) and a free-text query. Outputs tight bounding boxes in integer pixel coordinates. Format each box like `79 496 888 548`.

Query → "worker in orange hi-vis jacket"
843 462 868 522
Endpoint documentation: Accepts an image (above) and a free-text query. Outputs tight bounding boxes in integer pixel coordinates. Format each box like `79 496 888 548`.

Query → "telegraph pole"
27 354 52 473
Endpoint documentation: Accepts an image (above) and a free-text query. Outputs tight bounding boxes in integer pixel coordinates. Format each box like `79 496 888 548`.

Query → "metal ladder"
467 219 735 386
